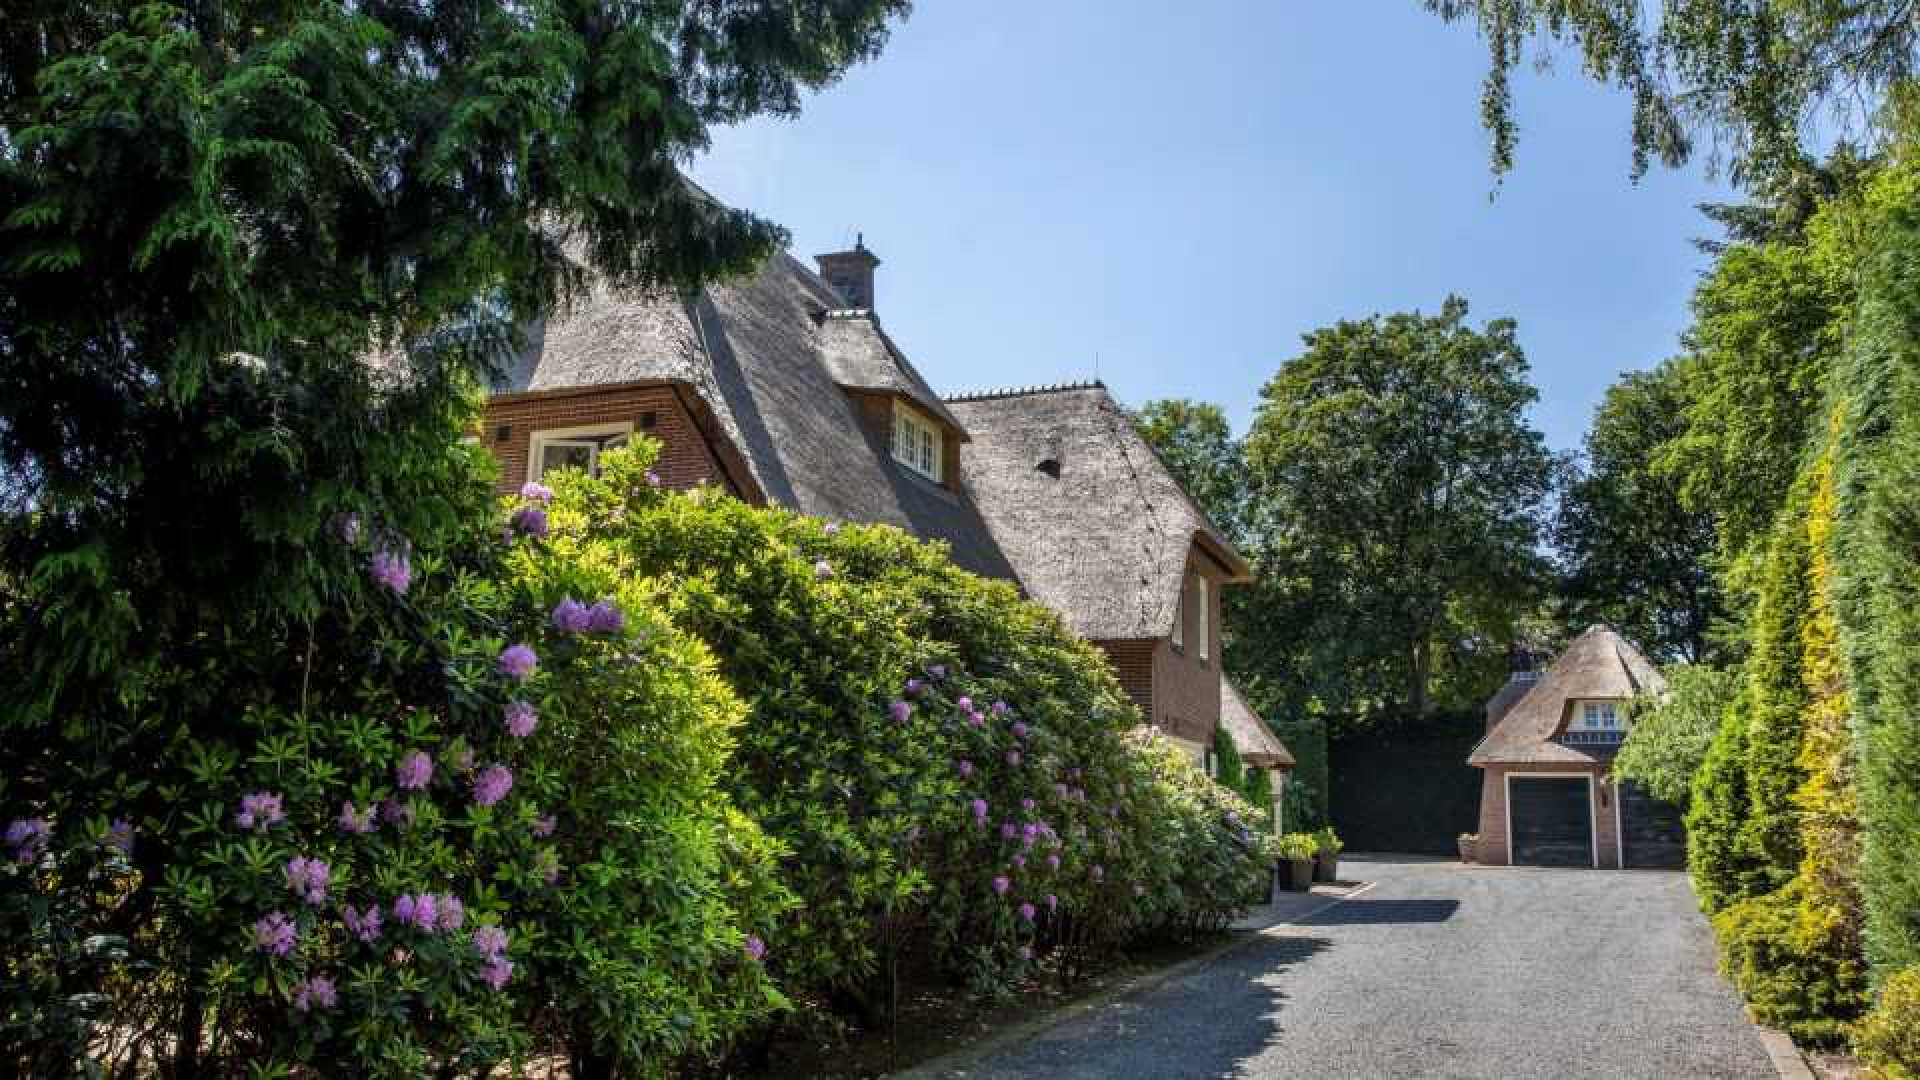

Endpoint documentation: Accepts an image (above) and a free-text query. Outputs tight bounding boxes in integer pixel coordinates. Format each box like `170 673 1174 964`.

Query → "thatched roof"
1221 679 1294 768
1468 625 1666 766
494 252 1014 581
944 384 1250 642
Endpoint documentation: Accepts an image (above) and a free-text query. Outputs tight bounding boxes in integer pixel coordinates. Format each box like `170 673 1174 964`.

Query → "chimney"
814 234 880 309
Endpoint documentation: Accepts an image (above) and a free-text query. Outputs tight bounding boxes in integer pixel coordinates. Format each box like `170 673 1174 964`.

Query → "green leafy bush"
1614 665 1741 806
1276 834 1317 861
540 445 1272 1025
1712 883 1867 1043
1313 827 1343 856
1857 966 1920 1078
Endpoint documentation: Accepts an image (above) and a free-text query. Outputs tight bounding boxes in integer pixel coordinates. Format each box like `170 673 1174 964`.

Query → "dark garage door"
1621 781 1687 869
1510 776 1593 867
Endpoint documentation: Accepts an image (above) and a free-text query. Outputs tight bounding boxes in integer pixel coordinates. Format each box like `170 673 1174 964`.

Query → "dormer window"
1576 701 1621 730
529 422 633 482
891 400 944 482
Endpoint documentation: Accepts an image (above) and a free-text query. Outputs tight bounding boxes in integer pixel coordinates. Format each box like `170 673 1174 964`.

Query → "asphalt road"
924 855 1776 1080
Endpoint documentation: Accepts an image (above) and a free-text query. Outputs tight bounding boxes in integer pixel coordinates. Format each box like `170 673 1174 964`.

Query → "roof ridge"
942 380 1106 403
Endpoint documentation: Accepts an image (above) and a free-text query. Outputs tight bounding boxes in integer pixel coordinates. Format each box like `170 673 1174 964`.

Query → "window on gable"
528 423 634 483
1578 701 1621 729
890 401 944 482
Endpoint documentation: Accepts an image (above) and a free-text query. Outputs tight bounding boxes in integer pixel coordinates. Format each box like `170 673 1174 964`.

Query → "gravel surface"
923 855 1776 1080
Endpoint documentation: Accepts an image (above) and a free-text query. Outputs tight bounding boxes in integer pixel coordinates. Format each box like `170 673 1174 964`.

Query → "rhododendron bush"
544 443 1273 1030
1 474 789 1076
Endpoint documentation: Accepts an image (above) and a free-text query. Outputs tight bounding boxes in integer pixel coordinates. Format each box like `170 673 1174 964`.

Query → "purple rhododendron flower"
337 801 376 835
586 599 624 634
813 559 834 580
1000 823 1018 840
392 894 414 925
1011 721 1030 739
473 764 514 807
105 819 135 856
510 506 549 538
1006 750 1023 766
504 700 538 739
889 700 912 723
498 644 538 680
992 700 1010 715
958 759 974 777
381 799 415 828
481 956 514 990
956 695 973 713
1046 854 1062 871
645 469 662 488
1019 902 1037 922
552 598 591 633
519 481 555 504
235 793 285 832
991 876 1010 896
970 799 988 823
285 856 331 906
1011 853 1027 869
743 935 767 962
343 904 382 943
436 893 465 931
370 550 411 595
254 912 297 956
472 925 509 960
533 814 557 838
1021 798 1036 812
408 893 438 931
395 751 433 791
292 974 337 1013
967 712 984 728
5 818 50 863
927 663 948 680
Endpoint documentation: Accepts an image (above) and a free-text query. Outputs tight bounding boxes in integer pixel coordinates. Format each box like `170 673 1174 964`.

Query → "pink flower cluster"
552 597 625 636
235 792 285 832
395 751 433 791
292 974 337 1012
337 800 377 835
343 904 383 943
5 818 50 864
284 856 331 906
473 764 514 807
254 912 297 956
743 934 767 962
498 644 538 680
393 892 465 932
504 700 538 738
370 550 411 595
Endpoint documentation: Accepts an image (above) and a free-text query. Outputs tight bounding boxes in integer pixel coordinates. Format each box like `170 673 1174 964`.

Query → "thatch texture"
1221 679 1294 768
1468 625 1666 765
944 384 1249 642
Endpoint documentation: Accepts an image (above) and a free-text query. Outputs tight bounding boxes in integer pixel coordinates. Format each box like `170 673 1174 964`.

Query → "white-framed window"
1195 574 1211 662
1171 579 1185 649
890 401 944 482
527 422 634 482
1576 701 1621 730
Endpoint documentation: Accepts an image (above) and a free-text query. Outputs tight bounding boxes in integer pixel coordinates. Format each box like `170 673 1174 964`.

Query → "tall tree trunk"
1409 638 1433 718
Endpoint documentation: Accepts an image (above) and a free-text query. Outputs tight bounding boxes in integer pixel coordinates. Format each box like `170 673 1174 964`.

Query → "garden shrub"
1713 882 1867 1043
0 480 788 1077
1613 664 1740 806
1857 966 1920 1078
540 444 1272 1028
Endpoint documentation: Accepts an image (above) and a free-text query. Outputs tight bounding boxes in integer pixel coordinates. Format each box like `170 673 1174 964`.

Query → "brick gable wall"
1475 762 1622 868
479 385 734 496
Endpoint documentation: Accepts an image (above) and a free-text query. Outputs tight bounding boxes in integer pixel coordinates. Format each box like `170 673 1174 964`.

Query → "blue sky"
692 3 1737 455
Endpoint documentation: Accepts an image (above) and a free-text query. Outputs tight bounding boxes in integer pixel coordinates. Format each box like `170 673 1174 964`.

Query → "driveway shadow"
1297 898 1460 925
934 934 1333 1079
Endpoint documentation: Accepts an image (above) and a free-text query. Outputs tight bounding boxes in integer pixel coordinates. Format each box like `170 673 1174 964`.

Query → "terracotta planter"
1285 857 1315 892
1313 852 1339 883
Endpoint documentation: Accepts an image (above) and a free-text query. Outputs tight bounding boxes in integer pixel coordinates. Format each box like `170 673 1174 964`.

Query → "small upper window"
891 401 944 482
1578 701 1621 730
1172 578 1186 649
528 422 633 482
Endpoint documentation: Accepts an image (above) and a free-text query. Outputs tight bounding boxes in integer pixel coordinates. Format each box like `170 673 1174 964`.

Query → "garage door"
1620 781 1687 869
1509 776 1593 867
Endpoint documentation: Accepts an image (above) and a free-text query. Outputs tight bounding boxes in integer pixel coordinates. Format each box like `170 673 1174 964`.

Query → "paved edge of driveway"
885 884 1377 1080
1755 1027 1816 1079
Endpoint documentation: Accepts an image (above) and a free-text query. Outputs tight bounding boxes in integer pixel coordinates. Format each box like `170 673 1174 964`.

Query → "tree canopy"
1244 296 1555 718
1132 399 1248 543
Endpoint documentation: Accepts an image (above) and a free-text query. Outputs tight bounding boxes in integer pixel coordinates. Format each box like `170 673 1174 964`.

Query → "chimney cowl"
814 233 881 309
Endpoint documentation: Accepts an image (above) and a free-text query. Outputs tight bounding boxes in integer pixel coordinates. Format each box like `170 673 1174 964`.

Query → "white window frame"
1574 700 1622 731
527 421 635 483
1195 575 1211 662
890 401 944 483
1171 578 1186 649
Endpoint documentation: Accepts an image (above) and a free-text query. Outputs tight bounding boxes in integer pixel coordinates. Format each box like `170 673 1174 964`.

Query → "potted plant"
1312 827 1343 883
1278 833 1317 892
1458 832 1478 863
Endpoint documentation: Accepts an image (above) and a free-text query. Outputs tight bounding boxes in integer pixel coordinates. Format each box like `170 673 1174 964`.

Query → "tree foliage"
1612 664 1739 805
1554 361 1723 662
1423 0 1920 184
1243 296 1555 718
1132 399 1249 544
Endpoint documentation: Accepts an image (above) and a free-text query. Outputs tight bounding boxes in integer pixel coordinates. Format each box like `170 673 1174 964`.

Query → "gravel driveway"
918 855 1775 1080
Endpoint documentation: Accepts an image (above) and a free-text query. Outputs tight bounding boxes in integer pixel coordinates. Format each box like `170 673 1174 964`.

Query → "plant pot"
1285 857 1315 892
1458 836 1476 863
1313 853 1339 883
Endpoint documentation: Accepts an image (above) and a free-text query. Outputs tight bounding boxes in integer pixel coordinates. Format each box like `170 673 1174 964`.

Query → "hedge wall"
1327 708 1483 854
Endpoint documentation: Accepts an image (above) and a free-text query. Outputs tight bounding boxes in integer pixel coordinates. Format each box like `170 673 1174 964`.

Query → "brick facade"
1475 762 1622 869
1093 549 1228 750
479 383 737 497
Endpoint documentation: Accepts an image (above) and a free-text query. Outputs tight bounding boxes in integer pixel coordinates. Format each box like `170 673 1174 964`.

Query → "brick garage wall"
1475 762 1620 868
480 384 732 496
